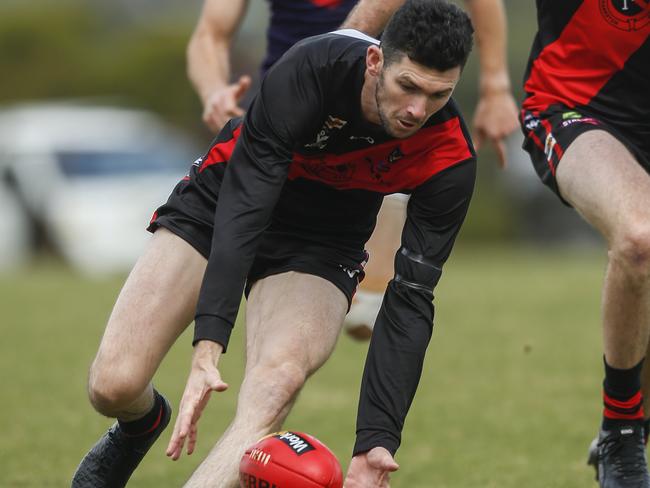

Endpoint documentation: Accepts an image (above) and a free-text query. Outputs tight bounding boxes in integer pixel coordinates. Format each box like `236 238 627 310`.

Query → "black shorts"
147 162 370 307
520 106 650 205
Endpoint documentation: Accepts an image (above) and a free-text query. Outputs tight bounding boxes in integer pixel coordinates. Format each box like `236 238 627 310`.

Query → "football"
239 431 343 488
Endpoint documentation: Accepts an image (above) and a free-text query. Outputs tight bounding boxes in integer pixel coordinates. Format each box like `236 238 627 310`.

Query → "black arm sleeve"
193 47 327 350
353 158 476 455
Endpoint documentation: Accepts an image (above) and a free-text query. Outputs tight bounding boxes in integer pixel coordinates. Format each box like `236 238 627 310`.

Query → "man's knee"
610 222 650 283
87 359 148 416
244 361 307 420
257 360 307 400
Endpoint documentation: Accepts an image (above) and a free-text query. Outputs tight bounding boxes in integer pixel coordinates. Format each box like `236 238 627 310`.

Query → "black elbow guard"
393 247 442 295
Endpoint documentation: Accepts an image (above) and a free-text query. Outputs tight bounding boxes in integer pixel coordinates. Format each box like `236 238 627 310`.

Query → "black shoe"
71 396 172 488
589 422 650 482
596 424 650 487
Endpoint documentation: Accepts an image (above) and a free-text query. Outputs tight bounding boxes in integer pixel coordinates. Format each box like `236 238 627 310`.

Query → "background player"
520 1 650 486
187 0 519 340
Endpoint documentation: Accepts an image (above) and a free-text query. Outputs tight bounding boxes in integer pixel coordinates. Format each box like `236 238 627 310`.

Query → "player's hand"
472 88 519 169
202 75 252 133
166 340 228 460
343 447 399 488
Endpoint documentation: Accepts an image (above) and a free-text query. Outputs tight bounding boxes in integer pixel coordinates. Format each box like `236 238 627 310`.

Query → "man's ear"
366 45 383 77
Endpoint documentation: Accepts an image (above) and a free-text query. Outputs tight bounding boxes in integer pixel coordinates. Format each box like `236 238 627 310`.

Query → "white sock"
344 290 384 330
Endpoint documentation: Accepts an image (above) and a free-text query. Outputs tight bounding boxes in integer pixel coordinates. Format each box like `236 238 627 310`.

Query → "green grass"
1 245 609 487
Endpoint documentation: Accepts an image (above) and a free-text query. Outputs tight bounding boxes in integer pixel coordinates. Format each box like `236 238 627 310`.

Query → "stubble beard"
375 72 398 138
375 72 420 139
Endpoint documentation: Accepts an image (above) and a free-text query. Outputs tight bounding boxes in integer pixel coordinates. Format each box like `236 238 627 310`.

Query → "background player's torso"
523 0 649 136
263 0 358 73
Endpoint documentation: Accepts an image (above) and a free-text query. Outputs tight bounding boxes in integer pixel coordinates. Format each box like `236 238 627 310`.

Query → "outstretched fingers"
166 367 228 460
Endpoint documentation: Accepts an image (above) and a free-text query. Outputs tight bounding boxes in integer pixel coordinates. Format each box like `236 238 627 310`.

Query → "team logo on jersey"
367 146 404 182
599 0 649 31
299 157 355 183
304 115 348 150
349 135 376 144
324 116 347 130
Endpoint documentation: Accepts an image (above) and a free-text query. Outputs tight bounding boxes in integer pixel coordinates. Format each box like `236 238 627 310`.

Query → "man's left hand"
344 447 399 487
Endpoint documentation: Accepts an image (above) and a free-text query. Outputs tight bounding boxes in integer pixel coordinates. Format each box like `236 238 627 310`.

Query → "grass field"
1 244 610 487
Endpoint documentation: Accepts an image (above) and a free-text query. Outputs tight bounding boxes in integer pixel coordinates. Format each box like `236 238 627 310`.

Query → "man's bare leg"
345 194 406 340
556 131 650 371
184 272 348 488
72 229 207 487
557 130 650 482
88 228 207 418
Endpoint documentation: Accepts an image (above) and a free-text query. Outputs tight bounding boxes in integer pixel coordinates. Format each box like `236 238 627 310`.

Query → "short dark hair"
381 0 474 71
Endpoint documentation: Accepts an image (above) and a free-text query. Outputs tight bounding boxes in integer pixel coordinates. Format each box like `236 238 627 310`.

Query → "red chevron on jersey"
523 0 649 112
199 126 242 172
289 117 472 192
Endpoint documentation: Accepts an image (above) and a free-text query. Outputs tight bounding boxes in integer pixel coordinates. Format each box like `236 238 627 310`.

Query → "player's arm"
352 157 477 457
463 0 518 167
340 0 406 37
167 46 327 460
187 0 252 133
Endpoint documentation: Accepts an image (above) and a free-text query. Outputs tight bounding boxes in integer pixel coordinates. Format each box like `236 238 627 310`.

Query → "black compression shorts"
147 162 368 307
520 106 650 205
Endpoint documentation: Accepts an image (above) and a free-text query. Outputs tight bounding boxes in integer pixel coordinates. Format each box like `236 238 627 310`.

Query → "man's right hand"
344 447 399 487
472 87 519 169
202 74 252 133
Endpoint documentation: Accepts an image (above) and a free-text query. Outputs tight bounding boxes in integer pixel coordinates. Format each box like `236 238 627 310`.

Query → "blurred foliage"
0 0 541 242
0 1 205 134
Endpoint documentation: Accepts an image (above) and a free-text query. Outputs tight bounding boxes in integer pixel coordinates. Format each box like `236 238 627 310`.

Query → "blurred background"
1 1 607 487
0 0 598 274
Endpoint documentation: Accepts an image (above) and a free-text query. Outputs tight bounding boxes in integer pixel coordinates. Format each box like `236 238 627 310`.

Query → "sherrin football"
239 431 343 488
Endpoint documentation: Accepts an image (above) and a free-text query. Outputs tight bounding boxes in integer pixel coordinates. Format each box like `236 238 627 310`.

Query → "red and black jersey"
522 0 649 140
194 30 475 345
191 31 475 455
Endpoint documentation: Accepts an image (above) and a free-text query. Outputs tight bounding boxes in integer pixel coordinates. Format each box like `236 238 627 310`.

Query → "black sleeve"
192 46 328 350
353 157 477 456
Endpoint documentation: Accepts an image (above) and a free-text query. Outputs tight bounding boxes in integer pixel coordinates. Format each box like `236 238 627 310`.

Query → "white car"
0 103 198 274
0 177 30 271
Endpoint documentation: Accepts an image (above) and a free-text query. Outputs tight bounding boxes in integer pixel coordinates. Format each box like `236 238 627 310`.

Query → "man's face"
374 55 461 138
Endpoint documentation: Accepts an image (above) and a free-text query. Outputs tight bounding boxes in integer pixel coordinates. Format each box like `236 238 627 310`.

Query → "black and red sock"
602 357 644 431
118 389 165 437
